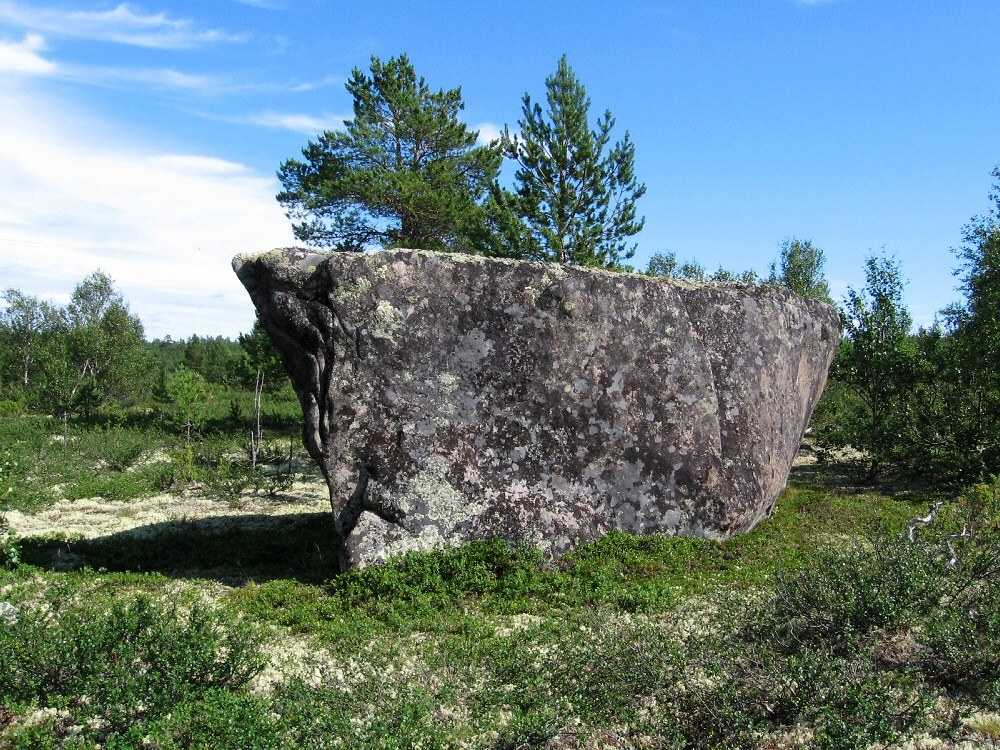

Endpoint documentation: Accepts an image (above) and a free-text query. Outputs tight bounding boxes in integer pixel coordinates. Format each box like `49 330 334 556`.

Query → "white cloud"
240 110 345 135
0 80 295 338
475 122 502 146
231 0 286 9
290 75 340 93
146 155 249 174
0 26 333 97
57 63 225 92
0 32 57 74
54 64 335 97
0 36 229 94
0 1 243 49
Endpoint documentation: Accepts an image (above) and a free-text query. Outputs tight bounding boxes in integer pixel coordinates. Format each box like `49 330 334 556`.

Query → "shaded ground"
8 477 340 585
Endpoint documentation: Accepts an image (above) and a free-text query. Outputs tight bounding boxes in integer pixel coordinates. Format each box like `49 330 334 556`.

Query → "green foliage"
0 272 153 421
199 439 297 503
329 539 547 613
62 463 173 503
889 323 994 481
237 315 286 392
935 164 1000 479
0 288 62 395
646 250 757 282
277 53 501 252
164 368 213 440
768 236 832 302
647 250 707 280
818 253 915 481
4 471 996 748
182 335 245 386
272 674 469 750
62 271 153 417
0 592 266 746
128 689 286 750
813 166 1000 485
745 487 1000 736
147 335 187 373
0 419 52 512
0 514 20 568
951 165 1000 359
765 531 937 653
496 55 645 268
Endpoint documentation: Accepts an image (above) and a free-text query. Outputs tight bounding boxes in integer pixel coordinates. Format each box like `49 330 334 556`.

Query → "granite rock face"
234 248 840 569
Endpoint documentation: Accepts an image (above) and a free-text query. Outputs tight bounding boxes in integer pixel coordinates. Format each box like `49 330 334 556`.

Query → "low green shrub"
330 539 548 608
63 462 173 502
763 529 939 653
0 399 25 418
0 592 267 746
0 437 52 512
272 675 463 750
0 515 20 568
128 689 286 750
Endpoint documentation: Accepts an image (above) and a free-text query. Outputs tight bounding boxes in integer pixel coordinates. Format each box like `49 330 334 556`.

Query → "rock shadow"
20 512 341 586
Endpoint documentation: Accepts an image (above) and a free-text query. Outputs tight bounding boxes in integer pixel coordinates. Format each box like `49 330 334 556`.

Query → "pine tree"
277 54 501 252
497 56 646 268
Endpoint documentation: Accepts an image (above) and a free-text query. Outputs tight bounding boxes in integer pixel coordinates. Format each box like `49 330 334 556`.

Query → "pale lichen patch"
376 456 483 559
372 300 402 340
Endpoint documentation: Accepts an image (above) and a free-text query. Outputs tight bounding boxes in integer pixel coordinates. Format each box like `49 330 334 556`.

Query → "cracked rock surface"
234 248 840 568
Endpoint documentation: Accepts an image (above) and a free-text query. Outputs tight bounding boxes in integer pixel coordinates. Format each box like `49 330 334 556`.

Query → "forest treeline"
0 274 283 427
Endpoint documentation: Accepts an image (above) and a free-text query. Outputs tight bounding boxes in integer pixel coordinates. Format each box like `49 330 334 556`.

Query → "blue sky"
0 0 997 338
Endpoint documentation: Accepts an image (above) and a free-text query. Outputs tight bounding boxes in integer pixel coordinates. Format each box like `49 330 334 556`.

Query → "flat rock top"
235 247 821 300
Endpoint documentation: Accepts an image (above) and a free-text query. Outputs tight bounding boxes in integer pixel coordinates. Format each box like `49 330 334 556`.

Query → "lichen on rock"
234 248 841 569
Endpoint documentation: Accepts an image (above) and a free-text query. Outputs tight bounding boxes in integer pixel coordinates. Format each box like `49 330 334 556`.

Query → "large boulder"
234 248 840 569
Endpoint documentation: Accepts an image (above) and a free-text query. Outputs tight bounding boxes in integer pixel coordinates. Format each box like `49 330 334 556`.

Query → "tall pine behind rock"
497 56 646 269
277 54 500 253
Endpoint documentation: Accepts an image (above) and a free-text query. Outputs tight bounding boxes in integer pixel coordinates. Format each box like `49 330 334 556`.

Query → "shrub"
0 399 25 418
0 515 20 568
63 463 172 502
0 592 267 745
763 530 940 653
328 539 549 618
130 689 287 750
96 426 158 472
0 445 50 512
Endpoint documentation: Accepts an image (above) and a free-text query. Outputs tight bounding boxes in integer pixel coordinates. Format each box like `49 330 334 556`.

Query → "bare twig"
907 502 944 542
945 526 973 569
250 370 263 471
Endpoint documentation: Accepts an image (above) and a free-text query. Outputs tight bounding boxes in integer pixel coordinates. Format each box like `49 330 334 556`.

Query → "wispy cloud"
0 1 244 49
0 40 287 97
71 67 346 96
0 80 294 338
290 75 340 93
0 32 56 74
65 64 228 93
240 110 345 135
231 0 286 9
